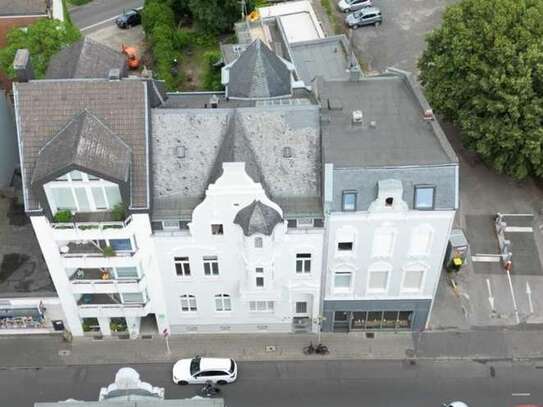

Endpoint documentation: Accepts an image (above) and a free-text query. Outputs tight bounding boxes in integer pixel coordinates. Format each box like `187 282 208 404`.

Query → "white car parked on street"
172 356 238 385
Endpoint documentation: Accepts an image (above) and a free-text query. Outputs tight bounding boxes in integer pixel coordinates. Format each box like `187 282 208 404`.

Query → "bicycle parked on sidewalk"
303 342 329 355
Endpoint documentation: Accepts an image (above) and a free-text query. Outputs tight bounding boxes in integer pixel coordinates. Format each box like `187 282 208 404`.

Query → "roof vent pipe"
352 110 363 125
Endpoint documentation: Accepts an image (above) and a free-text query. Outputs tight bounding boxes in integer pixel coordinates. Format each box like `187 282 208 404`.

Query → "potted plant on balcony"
111 203 127 222
101 246 116 257
53 210 73 223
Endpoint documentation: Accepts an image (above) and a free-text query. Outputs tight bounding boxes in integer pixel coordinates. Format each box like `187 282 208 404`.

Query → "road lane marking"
472 255 500 262
486 278 495 312
505 226 533 232
526 282 534 314
506 267 521 324
512 393 531 397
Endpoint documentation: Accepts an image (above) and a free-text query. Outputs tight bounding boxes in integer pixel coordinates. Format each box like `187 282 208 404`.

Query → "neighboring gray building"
317 68 459 332
0 90 18 187
46 37 128 80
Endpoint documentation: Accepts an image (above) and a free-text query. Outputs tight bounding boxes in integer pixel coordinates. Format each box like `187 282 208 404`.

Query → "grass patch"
176 29 222 91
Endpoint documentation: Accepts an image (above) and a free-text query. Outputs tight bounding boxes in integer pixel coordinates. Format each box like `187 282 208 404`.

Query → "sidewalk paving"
2 328 543 368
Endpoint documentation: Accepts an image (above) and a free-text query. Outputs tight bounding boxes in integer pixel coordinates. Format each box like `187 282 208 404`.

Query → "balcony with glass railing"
69 267 144 294
77 293 150 318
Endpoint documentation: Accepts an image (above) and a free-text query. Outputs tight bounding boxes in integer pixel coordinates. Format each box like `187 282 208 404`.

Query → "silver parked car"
337 0 372 13
345 6 383 28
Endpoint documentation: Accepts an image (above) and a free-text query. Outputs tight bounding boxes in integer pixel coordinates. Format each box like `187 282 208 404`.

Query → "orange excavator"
121 44 140 70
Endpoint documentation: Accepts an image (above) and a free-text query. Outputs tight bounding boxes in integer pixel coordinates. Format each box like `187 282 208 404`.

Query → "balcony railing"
78 294 147 309
70 268 140 284
51 212 132 231
60 242 135 258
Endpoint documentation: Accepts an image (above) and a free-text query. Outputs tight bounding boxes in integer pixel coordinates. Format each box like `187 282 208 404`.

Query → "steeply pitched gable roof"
46 37 128 80
31 110 131 186
227 40 292 99
234 200 282 236
14 79 149 211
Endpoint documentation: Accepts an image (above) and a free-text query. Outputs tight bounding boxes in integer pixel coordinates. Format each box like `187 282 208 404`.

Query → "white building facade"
152 163 322 334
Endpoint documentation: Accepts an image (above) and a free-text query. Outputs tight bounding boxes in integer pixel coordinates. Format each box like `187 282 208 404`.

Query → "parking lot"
320 0 543 329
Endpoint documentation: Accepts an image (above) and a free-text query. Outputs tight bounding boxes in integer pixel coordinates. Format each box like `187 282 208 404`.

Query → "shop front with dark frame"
322 298 431 332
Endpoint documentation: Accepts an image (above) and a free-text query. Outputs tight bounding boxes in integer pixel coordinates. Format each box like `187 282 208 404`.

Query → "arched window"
214 294 232 312
180 294 197 312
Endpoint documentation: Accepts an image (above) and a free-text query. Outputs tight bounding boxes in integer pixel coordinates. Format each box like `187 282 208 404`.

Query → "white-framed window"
254 237 263 248
334 272 352 289
211 224 224 235
338 241 353 251
215 294 231 312
45 170 122 214
115 266 139 279
296 253 311 273
342 190 357 211
409 225 433 256
371 229 396 258
180 294 197 312
295 301 308 314
203 256 219 276
368 270 390 293
249 301 274 313
414 185 435 210
121 292 145 304
174 257 191 277
401 269 425 292
255 267 264 288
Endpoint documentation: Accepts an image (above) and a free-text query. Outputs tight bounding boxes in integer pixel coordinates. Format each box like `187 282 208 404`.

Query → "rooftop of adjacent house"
319 69 458 168
45 37 128 80
0 0 48 16
290 35 357 85
225 40 293 100
14 78 150 212
151 104 321 219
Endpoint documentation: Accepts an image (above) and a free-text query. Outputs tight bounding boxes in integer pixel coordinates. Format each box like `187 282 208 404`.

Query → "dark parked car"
115 9 141 29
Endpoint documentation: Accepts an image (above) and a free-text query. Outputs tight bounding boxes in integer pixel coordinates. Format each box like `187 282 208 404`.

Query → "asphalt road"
3 360 543 407
69 0 144 32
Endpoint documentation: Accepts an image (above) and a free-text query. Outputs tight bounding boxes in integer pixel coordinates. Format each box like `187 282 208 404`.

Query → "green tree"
188 0 243 34
0 18 80 79
418 0 543 179
142 0 175 38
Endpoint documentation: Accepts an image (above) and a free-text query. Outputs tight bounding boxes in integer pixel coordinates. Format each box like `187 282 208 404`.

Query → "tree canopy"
418 0 543 179
0 18 80 80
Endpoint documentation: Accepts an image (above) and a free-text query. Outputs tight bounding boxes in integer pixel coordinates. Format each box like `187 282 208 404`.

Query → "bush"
53 210 73 223
202 50 223 91
188 0 243 34
111 202 127 222
142 0 175 39
0 18 80 79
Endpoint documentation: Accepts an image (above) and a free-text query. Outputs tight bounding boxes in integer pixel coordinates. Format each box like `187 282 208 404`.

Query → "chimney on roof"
13 49 33 83
352 110 363 125
209 94 219 108
108 68 121 81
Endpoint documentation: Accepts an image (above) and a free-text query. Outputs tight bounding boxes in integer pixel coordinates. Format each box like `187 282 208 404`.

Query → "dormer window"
254 237 263 248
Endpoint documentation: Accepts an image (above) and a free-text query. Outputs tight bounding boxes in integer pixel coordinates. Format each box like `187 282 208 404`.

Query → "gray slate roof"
319 68 458 168
31 110 131 186
227 40 292 99
14 79 150 211
234 200 283 236
46 37 128 80
0 0 48 16
151 104 321 218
